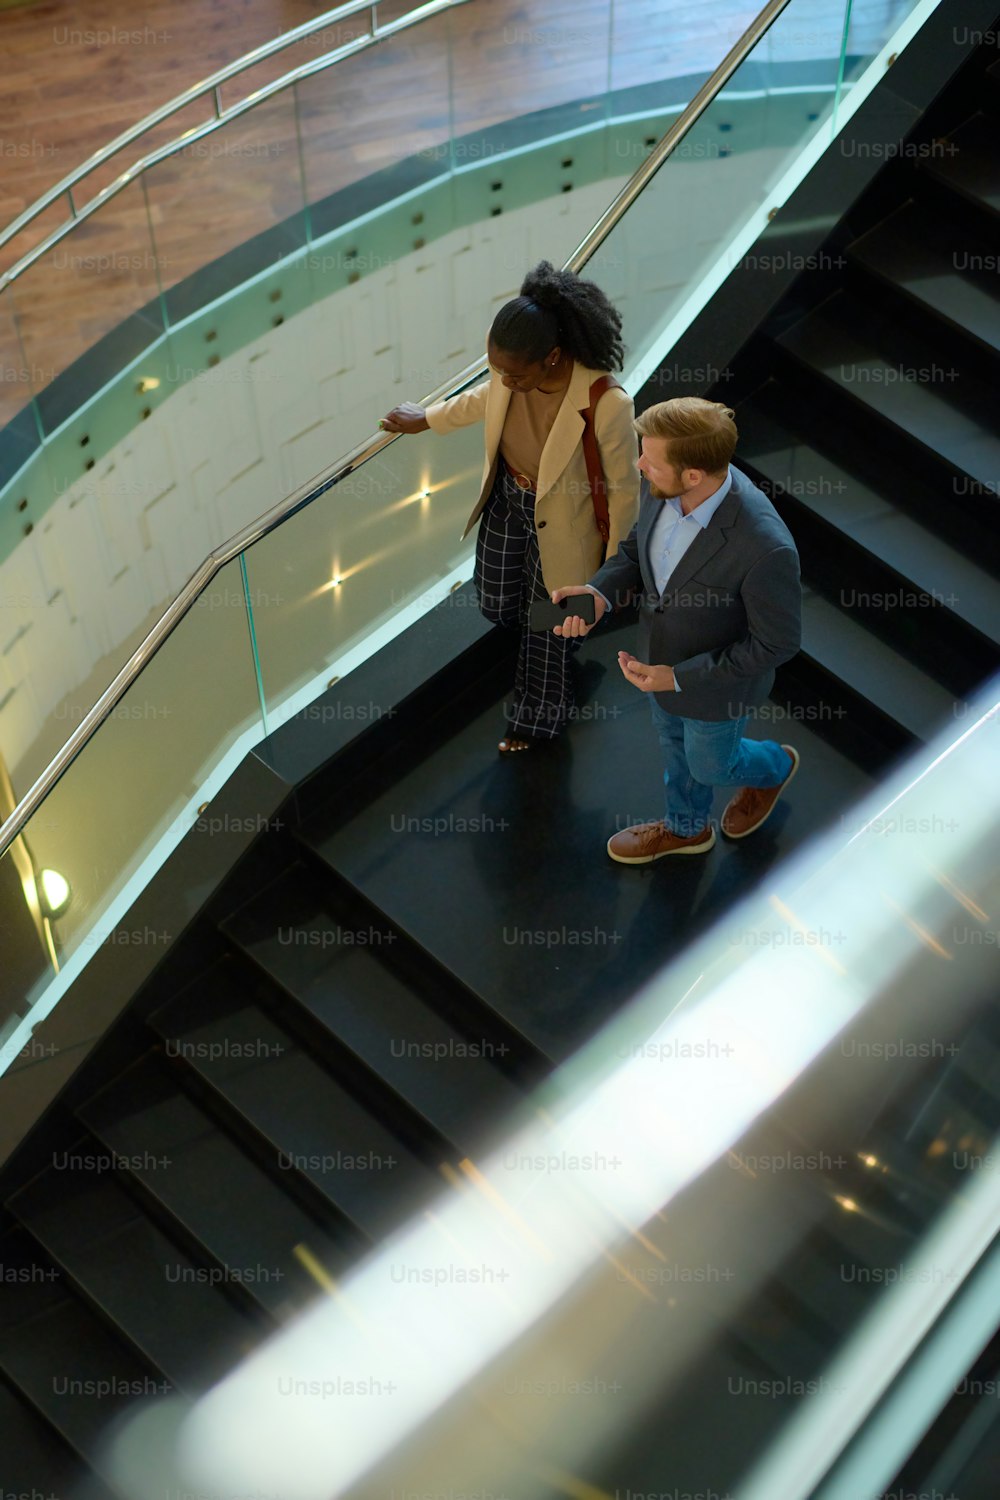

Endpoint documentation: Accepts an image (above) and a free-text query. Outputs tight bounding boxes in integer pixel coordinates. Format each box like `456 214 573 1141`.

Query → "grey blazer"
590 465 801 721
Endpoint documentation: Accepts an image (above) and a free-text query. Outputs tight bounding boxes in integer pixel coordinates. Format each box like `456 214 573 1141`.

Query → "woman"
381 261 639 753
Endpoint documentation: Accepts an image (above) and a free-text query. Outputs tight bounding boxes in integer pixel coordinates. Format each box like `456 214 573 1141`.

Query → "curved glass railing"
0 0 946 1059
0 0 784 816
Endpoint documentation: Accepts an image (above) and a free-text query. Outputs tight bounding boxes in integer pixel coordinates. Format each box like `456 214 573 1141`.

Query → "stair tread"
9 1161 256 1393
0 1232 170 1463
800 591 956 739
776 289 1000 490
0 1226 67 1331
297 610 875 1064
923 111 1000 215
849 198 1000 356
222 863 526 1145
736 397 1000 648
78 1050 352 1315
0 1374 102 1494
148 956 443 1240
0 1298 171 1459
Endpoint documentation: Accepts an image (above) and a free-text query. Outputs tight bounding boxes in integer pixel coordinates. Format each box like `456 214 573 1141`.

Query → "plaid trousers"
474 466 576 741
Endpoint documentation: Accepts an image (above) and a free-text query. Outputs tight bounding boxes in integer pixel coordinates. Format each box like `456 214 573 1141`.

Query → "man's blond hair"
634 397 737 476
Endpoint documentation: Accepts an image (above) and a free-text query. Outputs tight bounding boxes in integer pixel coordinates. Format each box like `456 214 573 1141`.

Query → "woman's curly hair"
489 260 625 371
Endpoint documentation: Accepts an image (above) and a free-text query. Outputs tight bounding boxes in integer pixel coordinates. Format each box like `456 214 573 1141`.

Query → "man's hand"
380 402 430 434
618 652 675 692
551 586 606 638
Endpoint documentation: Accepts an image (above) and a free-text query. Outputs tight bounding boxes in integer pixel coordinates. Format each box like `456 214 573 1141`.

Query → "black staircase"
2 24 1000 1500
713 40 1000 763
0 797 545 1488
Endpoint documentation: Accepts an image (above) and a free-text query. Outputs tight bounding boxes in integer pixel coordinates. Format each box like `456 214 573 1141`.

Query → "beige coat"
425 360 640 592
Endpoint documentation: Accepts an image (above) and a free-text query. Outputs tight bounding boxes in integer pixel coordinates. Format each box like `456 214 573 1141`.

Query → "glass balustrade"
5 178 165 438
0 285 37 444
294 8 456 216
0 0 831 492
582 0 925 387
0 0 636 817
143 90 310 328
242 420 484 729
0 553 264 1029
0 0 952 1049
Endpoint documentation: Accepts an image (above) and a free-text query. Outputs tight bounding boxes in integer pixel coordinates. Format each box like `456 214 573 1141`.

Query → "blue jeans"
649 699 792 837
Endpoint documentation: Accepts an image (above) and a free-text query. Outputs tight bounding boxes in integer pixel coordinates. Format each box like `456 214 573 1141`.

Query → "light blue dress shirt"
649 467 733 597
598 468 733 692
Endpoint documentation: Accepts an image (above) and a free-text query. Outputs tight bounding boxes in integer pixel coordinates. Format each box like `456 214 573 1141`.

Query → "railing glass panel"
243 420 483 728
583 0 858 385
294 9 455 214
143 91 309 327
0 286 35 442
213 11 373 113
6 179 166 439
841 0 920 95
1 553 264 1025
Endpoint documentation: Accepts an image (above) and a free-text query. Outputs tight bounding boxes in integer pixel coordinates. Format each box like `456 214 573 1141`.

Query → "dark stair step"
736 390 1000 665
148 955 444 1241
77 1049 354 1318
799 588 956 743
0 1377 114 1499
722 353 999 573
0 1228 171 1473
221 861 528 1148
775 289 1000 496
848 198 1000 358
922 111 1000 219
7 1151 258 1394
298 610 877 1057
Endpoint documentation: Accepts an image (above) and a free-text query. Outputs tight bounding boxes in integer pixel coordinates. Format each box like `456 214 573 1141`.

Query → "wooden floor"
0 0 819 429
0 0 764 222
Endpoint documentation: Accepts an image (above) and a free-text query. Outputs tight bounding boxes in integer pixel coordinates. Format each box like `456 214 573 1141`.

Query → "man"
553 396 801 863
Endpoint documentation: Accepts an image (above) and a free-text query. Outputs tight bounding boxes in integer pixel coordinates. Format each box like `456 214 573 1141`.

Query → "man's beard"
648 481 678 501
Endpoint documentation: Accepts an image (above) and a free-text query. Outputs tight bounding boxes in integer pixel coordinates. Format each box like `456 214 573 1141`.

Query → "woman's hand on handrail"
380 402 430 434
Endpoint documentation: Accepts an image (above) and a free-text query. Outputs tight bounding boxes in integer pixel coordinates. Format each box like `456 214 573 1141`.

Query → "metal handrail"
0 0 793 860
0 0 472 292
0 0 388 254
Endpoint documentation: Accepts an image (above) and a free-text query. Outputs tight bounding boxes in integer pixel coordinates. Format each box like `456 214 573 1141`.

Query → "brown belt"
501 455 535 491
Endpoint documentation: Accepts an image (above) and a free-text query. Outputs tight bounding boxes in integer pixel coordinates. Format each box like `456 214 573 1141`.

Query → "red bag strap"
579 375 623 545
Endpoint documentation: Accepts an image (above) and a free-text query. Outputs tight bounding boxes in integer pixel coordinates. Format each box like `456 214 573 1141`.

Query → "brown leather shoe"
721 745 800 839
607 820 715 864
